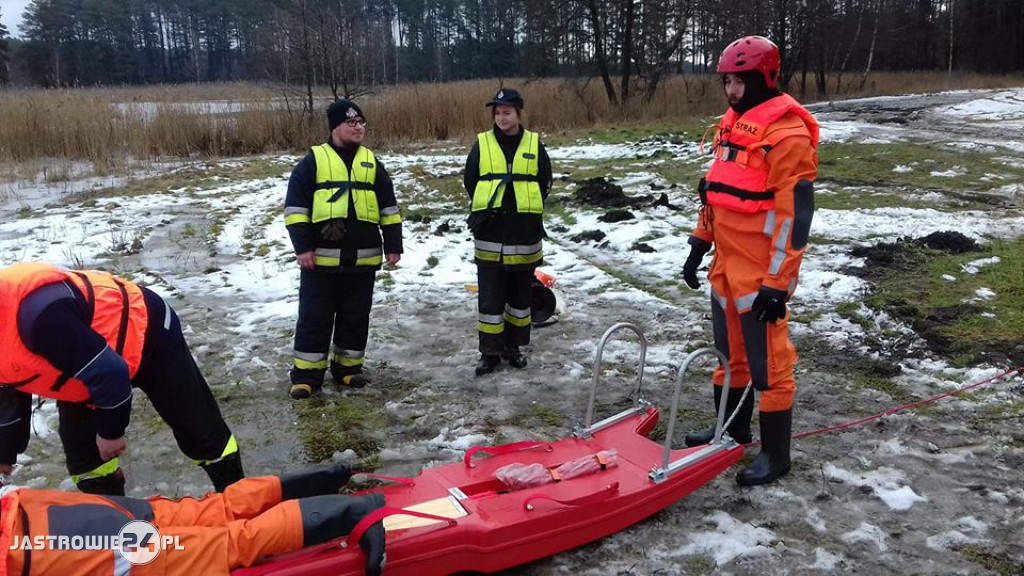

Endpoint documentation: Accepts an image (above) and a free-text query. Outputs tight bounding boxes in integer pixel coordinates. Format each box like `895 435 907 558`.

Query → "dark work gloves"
750 286 789 324
682 237 712 290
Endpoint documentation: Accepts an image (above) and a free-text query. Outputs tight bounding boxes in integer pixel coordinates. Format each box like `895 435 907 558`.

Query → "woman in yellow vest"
463 88 553 376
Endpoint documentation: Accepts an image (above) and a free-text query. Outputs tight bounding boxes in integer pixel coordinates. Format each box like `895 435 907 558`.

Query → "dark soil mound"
598 209 635 223
850 240 922 269
917 231 980 254
570 230 606 243
574 177 649 208
631 242 656 253
850 231 982 270
651 192 683 211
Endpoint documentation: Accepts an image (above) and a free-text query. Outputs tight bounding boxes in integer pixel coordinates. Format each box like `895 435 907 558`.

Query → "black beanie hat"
729 71 779 115
327 99 365 131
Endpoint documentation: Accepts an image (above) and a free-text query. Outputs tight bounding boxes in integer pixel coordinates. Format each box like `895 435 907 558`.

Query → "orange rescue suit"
692 94 819 413
0 477 302 576
0 262 148 403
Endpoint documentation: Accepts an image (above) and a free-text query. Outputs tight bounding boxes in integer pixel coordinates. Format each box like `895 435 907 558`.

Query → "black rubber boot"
201 451 245 492
280 461 353 500
475 354 501 376
503 347 528 369
76 468 126 496
299 493 386 575
737 409 792 486
684 386 754 446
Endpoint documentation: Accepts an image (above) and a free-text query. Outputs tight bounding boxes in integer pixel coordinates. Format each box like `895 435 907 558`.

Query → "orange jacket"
0 263 148 403
693 96 819 293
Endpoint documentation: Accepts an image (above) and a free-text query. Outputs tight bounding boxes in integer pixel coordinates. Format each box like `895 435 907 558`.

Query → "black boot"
475 354 501 376
737 409 792 486
332 365 370 388
76 468 126 496
201 451 245 492
684 386 754 446
289 367 324 399
299 493 386 575
502 346 528 369
280 461 353 500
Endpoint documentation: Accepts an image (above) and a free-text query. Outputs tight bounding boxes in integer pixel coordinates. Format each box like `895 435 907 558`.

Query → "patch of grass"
295 395 385 463
814 186 940 211
422 176 470 205
524 404 566 427
852 374 912 404
681 553 717 575
835 300 874 330
378 271 394 290
426 255 439 269
546 118 707 147
860 237 1024 366
544 194 578 226
654 157 707 187
956 545 1024 576
818 141 1024 196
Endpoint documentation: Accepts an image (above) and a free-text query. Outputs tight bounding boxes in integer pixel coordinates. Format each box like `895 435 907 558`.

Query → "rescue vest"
0 263 148 403
311 144 379 225
472 129 544 214
704 94 819 213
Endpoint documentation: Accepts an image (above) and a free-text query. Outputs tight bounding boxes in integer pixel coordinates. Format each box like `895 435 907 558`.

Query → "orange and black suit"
0 463 385 576
686 93 818 485
0 262 241 495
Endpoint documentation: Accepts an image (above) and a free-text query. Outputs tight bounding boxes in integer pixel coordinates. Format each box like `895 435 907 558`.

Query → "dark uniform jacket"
285 141 403 272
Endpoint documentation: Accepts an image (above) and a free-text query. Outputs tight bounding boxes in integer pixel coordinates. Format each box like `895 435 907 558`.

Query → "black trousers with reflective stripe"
59 294 234 477
477 266 532 355
292 269 375 385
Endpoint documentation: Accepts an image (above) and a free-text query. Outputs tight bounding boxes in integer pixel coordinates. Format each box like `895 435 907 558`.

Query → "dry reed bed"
0 73 1020 166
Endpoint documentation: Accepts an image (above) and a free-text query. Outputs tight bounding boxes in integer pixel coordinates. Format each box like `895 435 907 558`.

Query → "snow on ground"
2 87 1024 574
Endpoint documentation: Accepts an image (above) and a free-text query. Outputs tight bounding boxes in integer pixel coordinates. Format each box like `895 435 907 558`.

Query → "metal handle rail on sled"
573 322 745 483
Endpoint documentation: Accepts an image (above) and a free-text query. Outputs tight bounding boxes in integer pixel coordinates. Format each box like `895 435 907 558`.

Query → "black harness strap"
20 508 31 576
706 181 775 201
112 279 131 357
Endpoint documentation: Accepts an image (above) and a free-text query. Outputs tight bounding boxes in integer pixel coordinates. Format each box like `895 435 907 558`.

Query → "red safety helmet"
717 36 781 89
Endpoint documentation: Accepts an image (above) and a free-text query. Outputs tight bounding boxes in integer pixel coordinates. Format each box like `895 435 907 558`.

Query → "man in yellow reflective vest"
284 100 403 399
463 88 552 376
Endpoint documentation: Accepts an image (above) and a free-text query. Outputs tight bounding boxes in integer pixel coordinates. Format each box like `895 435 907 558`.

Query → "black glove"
682 238 712 290
750 286 789 324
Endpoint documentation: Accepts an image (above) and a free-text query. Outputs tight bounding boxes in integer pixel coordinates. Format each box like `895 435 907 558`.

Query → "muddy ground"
4 89 1024 575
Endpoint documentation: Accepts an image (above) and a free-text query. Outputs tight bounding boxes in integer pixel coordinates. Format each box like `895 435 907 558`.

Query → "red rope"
791 366 1023 441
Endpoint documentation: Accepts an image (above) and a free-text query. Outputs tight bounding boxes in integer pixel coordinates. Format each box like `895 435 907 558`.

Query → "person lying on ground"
0 462 386 576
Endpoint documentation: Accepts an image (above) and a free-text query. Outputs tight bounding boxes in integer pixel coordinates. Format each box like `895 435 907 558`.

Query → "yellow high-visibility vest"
472 130 543 214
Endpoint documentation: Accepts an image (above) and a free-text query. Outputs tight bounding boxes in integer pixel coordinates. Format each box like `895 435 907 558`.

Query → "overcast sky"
1 0 31 37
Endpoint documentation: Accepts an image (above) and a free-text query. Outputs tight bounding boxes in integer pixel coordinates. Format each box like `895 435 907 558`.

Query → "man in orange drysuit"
681 36 819 486
0 462 386 576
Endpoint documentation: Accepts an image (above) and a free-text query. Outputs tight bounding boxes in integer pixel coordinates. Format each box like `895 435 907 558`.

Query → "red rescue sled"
235 324 745 576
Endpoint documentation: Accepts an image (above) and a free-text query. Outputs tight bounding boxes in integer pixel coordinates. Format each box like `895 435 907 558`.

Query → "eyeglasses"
343 118 367 128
